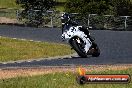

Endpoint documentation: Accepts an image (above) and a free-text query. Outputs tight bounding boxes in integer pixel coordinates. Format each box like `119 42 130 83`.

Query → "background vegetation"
0 0 131 29
0 0 131 15
65 0 132 16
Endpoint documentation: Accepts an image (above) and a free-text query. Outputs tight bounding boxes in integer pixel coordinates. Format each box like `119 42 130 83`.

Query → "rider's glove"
61 34 65 41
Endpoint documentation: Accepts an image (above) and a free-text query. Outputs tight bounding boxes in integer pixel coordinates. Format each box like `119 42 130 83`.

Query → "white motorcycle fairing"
61 26 92 53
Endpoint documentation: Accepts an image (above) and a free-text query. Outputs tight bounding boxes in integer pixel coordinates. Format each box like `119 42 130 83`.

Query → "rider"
61 13 90 38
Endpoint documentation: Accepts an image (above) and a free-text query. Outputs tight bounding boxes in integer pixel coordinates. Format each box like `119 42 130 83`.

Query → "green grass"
0 0 20 9
55 0 67 2
0 9 17 18
0 68 132 88
0 0 20 18
0 0 19 18
55 6 65 12
0 37 72 62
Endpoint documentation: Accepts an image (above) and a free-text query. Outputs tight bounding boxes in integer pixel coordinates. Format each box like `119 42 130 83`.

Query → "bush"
16 0 55 27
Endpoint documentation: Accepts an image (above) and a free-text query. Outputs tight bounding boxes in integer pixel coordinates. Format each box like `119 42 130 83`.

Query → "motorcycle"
61 13 100 58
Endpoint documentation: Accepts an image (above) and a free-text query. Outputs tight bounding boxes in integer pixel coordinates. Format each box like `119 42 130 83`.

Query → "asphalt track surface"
0 25 132 68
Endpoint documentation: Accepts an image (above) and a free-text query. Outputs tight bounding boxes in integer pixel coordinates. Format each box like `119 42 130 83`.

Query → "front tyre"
70 38 87 58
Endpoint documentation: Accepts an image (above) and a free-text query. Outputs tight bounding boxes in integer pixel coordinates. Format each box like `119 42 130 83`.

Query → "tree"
111 0 132 16
65 0 110 15
16 0 55 26
65 0 132 16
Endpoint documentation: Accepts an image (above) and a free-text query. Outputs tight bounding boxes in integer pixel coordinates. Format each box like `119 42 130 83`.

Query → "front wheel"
70 38 87 58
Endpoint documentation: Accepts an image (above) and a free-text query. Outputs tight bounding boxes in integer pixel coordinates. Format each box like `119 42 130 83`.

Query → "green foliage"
16 0 55 11
16 0 55 26
65 0 110 15
65 0 132 16
111 0 132 16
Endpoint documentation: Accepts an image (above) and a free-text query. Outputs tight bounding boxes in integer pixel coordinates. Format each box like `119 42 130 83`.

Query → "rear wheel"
91 42 100 57
70 38 87 58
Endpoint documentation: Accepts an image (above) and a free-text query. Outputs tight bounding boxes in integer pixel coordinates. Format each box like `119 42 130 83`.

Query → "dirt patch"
0 64 132 79
0 17 18 24
0 67 75 79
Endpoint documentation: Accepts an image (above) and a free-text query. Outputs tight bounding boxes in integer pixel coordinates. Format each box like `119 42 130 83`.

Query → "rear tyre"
91 42 100 57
